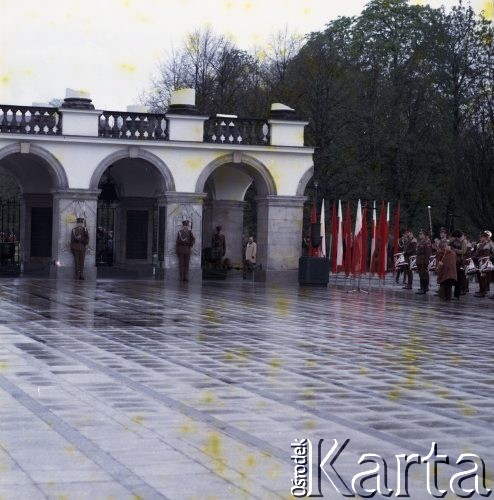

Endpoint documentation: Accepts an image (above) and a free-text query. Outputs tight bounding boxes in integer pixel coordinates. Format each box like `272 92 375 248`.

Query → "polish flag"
352 199 363 276
344 202 352 277
320 199 326 258
377 201 386 278
370 201 377 274
336 200 344 269
361 206 368 275
330 201 337 272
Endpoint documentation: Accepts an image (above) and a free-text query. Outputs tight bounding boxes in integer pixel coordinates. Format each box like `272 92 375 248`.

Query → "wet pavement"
0 277 493 499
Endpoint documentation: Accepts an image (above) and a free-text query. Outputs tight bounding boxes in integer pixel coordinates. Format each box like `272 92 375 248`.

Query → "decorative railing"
0 105 62 135
98 111 169 140
203 117 270 145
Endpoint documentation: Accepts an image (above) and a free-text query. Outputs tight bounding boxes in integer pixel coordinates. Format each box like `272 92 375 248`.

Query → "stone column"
50 189 99 280
211 200 245 267
256 195 306 284
162 192 205 283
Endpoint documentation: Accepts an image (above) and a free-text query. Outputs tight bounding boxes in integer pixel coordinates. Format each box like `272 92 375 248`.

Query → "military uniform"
402 233 417 289
450 231 468 297
70 218 89 280
415 232 432 294
176 221 195 282
211 226 226 269
474 232 494 297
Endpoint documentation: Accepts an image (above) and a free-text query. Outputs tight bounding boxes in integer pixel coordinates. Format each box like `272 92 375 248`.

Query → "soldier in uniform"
176 220 195 282
211 226 226 269
70 217 89 280
449 229 467 297
243 236 257 279
402 229 417 290
415 229 432 294
436 240 457 301
474 230 494 297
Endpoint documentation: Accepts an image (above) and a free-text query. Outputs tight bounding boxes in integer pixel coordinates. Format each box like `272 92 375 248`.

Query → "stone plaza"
0 276 492 499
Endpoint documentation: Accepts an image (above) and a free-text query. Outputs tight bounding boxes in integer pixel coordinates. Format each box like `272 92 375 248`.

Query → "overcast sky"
1 0 492 110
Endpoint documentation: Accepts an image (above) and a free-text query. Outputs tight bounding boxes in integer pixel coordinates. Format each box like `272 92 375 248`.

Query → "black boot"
416 279 426 294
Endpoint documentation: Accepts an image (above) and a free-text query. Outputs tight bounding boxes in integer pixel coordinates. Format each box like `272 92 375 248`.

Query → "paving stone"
0 278 492 499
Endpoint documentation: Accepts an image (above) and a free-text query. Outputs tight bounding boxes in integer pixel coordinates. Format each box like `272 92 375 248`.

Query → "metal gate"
0 198 21 276
96 202 115 266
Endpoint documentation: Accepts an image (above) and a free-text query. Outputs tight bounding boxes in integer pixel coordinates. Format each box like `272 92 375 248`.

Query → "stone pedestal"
210 200 245 267
256 195 305 283
50 189 99 280
162 192 205 283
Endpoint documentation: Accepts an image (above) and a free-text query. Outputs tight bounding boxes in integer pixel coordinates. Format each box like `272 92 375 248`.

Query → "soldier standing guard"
70 217 89 280
211 226 226 269
415 229 432 294
176 220 195 282
450 229 467 297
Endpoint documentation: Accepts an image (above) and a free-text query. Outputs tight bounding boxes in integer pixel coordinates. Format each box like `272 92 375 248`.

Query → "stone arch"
296 165 314 197
0 143 69 189
89 148 175 191
195 153 277 197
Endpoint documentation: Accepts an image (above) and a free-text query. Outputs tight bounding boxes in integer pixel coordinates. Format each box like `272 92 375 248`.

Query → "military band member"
436 240 457 301
395 231 407 285
474 230 494 297
402 229 417 290
433 227 449 252
415 229 432 294
176 220 195 282
70 217 89 280
450 229 467 297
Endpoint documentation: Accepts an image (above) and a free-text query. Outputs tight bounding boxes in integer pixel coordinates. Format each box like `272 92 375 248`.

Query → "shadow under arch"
0 143 69 189
89 148 175 191
195 153 277 197
296 165 314 197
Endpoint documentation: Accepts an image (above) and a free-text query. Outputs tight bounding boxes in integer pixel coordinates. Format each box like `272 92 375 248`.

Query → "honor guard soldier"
176 220 195 282
415 230 432 294
211 226 226 269
70 217 89 280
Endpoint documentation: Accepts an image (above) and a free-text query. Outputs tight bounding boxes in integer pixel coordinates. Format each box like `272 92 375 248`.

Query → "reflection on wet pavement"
0 278 493 499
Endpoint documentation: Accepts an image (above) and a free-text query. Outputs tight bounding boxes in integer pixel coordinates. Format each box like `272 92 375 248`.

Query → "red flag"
344 202 352 277
361 207 368 274
370 201 377 274
393 202 401 271
377 201 386 278
352 200 363 276
330 201 337 273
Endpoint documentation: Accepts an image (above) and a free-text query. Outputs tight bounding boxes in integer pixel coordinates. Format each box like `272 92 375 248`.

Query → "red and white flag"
330 201 337 273
352 199 363 276
370 201 377 274
336 200 344 268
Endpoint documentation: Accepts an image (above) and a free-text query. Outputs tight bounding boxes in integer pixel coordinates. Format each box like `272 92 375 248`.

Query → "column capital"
160 191 207 204
255 195 306 208
52 189 100 201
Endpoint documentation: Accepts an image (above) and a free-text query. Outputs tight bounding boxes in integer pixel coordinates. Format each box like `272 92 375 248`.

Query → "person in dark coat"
415 229 432 294
211 226 226 269
70 217 89 280
402 229 417 290
176 220 195 282
436 240 457 301
450 229 468 297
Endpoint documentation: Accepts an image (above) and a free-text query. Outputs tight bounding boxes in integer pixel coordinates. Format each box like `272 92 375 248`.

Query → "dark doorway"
126 210 148 259
30 207 52 257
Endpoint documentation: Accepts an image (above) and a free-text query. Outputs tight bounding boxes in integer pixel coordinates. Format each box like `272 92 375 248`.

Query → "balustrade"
203 117 270 146
98 111 169 140
0 105 61 135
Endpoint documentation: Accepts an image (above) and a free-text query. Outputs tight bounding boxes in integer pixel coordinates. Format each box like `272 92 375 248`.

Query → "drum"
479 257 494 274
394 252 407 269
427 255 436 272
409 255 418 271
464 258 478 275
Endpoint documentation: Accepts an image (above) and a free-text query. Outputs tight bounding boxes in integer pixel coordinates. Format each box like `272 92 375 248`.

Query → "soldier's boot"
416 279 427 294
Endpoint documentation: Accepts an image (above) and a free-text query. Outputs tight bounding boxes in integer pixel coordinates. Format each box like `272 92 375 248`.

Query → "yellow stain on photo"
482 0 494 18
119 63 137 74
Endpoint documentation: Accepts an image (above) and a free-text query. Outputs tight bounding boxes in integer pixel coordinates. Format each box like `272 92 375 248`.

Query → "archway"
0 145 68 276
92 155 171 278
197 155 276 278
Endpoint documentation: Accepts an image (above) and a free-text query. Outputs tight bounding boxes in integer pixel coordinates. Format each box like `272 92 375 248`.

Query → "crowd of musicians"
394 228 494 301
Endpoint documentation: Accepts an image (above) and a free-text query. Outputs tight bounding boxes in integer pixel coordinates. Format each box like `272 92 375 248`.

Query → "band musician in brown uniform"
176 220 195 282
70 217 89 280
402 229 417 290
474 230 494 297
415 229 432 294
